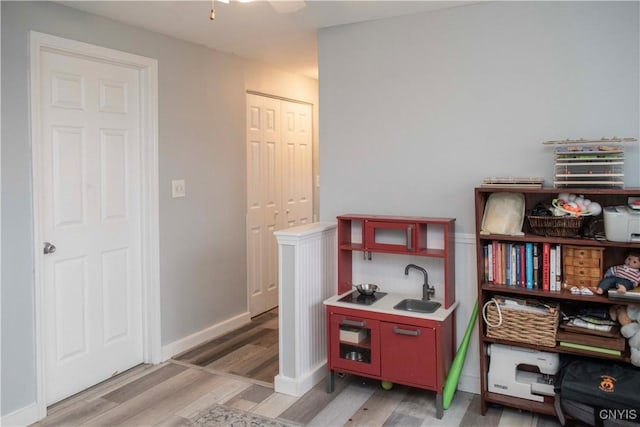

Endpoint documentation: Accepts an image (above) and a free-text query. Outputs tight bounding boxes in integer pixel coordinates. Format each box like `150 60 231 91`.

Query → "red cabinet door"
380 322 436 388
364 220 417 253
329 313 380 377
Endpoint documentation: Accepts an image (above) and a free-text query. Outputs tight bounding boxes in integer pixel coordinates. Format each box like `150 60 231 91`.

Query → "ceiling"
58 1 480 79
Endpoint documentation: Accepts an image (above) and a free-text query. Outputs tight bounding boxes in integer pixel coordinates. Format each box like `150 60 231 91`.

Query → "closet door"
247 94 282 316
246 94 313 317
281 100 313 227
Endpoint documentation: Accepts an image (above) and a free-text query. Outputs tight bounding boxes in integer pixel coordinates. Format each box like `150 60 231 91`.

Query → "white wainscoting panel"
274 222 337 396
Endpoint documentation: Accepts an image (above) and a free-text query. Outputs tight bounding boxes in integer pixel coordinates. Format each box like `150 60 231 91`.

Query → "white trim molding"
29 31 160 423
0 402 40 427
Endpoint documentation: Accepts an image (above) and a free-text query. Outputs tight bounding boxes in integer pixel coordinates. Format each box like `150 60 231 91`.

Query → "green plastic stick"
442 300 478 409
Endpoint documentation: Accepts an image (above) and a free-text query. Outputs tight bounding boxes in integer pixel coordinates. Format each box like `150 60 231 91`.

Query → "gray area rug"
190 404 299 427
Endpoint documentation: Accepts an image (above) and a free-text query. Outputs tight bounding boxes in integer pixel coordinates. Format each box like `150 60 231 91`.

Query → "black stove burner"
338 291 387 306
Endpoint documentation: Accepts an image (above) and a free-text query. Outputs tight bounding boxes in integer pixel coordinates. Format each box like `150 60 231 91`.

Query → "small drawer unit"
563 245 604 287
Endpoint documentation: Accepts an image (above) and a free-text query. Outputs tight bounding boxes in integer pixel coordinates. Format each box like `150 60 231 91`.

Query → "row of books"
482 241 563 291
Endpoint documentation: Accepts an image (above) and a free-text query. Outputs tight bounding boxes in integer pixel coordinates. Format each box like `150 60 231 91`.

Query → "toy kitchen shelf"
336 214 456 308
327 214 457 419
474 187 640 417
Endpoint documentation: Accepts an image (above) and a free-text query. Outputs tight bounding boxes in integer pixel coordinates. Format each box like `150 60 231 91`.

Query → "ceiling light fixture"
210 0 257 21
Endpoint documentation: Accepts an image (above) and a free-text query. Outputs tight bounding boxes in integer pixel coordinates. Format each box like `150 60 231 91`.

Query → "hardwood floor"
32 309 562 426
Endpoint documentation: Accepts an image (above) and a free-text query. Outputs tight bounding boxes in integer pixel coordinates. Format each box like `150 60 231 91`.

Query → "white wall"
1 1 318 418
318 1 639 393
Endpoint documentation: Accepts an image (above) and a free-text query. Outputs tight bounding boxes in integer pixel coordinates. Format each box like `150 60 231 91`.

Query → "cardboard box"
339 326 367 344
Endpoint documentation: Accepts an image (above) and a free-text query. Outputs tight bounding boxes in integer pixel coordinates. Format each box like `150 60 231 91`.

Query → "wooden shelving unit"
474 187 640 416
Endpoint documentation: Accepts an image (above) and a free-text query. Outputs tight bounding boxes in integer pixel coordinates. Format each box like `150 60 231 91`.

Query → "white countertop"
324 291 458 322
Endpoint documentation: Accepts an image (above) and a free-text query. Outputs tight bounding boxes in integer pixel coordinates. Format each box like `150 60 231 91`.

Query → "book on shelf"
483 244 489 282
555 244 562 292
509 243 514 286
550 246 557 292
497 242 503 285
501 243 507 285
532 244 540 289
513 244 523 288
487 243 493 283
505 243 512 286
525 242 533 289
558 341 622 356
541 243 550 291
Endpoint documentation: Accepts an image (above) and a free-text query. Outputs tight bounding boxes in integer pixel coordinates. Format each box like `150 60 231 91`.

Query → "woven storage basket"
527 215 584 238
484 300 559 347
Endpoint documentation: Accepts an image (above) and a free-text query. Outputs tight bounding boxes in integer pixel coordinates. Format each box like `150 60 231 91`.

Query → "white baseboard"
161 311 251 361
457 373 480 395
274 362 327 397
1 402 41 427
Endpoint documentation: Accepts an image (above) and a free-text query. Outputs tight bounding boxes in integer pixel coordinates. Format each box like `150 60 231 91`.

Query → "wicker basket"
484 299 559 347
527 215 584 238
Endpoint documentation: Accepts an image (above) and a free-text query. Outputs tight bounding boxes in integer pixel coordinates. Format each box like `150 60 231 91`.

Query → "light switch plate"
172 179 186 198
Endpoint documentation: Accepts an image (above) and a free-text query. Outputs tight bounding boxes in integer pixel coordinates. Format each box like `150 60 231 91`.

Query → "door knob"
43 242 56 254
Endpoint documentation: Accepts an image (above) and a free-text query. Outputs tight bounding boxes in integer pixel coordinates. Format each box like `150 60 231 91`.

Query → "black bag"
556 359 640 426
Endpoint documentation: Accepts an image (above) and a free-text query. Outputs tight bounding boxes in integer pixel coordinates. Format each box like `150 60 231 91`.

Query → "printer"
604 197 640 243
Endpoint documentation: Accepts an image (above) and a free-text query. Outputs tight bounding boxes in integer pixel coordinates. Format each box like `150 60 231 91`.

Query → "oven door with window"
329 312 380 376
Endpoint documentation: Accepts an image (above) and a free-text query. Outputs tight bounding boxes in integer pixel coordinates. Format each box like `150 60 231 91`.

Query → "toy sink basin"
394 299 441 314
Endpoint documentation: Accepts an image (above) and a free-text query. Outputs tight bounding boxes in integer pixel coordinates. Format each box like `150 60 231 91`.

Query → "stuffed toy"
611 304 640 367
593 251 640 295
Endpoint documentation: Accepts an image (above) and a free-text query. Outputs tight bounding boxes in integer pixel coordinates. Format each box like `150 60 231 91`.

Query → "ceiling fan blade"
268 0 306 14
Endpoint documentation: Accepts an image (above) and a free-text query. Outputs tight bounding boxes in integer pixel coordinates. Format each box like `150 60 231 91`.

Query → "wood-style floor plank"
102 363 187 404
206 343 265 371
151 414 190 427
498 406 538 427
231 344 279 380
420 390 474 427
390 386 438 420
345 384 409 426
176 327 268 366
251 392 300 419
305 379 377 427
382 411 423 427
223 383 275 412
32 398 118 427
78 368 206 426
120 370 230 426
174 375 252 419
459 394 504 427
45 364 159 417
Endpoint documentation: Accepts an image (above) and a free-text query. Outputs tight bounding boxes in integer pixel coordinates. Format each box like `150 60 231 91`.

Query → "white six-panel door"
281 100 313 227
40 49 144 405
246 94 312 317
